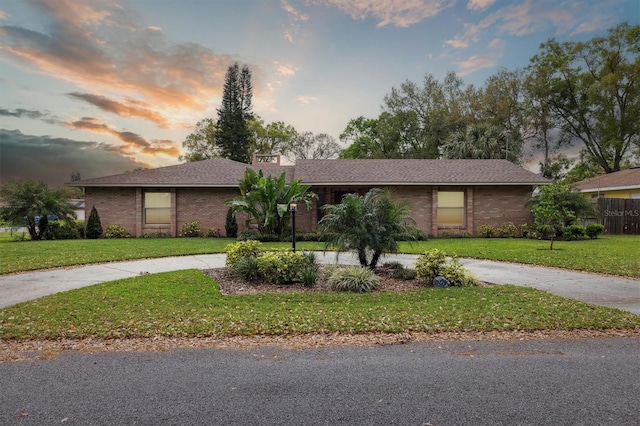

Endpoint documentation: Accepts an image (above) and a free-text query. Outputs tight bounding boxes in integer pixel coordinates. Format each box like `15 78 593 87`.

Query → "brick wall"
86 184 534 238
176 188 239 236
473 186 534 229
85 187 137 235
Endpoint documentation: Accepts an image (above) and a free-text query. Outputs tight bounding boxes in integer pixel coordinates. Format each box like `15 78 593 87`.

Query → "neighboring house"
68 158 549 237
69 199 86 221
573 167 640 199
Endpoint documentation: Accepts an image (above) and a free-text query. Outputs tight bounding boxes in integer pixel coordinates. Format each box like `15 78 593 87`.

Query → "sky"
0 0 638 186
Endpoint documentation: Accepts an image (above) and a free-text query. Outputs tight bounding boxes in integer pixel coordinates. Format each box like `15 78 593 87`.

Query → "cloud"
312 0 455 28
281 0 309 22
0 108 58 124
67 93 170 128
467 0 496 11
455 54 498 76
0 10 7 20
0 0 261 124
64 117 180 157
296 96 318 105
273 62 298 77
446 0 617 49
0 129 152 186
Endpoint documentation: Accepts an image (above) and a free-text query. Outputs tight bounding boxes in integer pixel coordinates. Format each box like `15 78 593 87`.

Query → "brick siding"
85 184 534 238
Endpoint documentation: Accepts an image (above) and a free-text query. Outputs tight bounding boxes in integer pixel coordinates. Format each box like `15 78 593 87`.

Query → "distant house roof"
574 168 640 192
69 158 548 188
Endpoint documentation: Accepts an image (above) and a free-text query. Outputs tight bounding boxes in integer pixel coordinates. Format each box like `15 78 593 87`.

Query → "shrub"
477 224 495 238
237 229 260 241
585 223 605 239
392 267 417 280
519 223 534 238
327 266 380 293
75 220 86 239
383 261 404 270
85 205 103 239
225 240 264 268
439 231 473 238
414 249 447 282
440 259 477 287
225 208 238 238
257 251 313 284
139 232 170 238
44 220 79 240
232 257 262 281
563 224 586 241
414 249 476 287
104 224 131 238
180 221 202 237
497 222 518 238
300 267 318 287
205 228 220 238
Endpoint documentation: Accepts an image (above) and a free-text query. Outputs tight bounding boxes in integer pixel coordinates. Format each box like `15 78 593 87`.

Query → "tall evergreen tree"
85 205 103 239
216 62 253 163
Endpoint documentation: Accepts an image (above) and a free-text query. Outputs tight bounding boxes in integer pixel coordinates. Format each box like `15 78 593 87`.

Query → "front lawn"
1 234 638 278
1 270 637 340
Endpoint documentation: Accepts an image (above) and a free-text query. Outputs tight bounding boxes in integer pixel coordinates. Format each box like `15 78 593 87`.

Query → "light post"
290 200 297 252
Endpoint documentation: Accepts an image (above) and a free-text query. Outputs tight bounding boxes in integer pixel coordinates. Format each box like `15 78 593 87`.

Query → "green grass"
1 270 637 340
0 235 323 274
1 233 638 277
400 235 640 278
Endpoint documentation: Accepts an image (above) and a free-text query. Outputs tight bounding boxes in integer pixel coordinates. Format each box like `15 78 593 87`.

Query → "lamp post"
290 200 297 252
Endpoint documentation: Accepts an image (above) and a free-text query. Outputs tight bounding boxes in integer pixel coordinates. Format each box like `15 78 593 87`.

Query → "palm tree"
441 123 521 164
318 188 417 270
0 180 76 240
225 168 316 238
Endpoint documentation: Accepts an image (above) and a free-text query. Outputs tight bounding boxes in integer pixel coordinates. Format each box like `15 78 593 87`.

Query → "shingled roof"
73 158 294 187
295 159 548 186
71 158 548 187
574 167 640 192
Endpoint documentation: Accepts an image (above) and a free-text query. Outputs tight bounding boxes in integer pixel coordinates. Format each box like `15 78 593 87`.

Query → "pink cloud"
0 0 262 126
313 0 455 28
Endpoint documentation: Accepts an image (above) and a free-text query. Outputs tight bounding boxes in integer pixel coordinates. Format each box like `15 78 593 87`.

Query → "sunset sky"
1 0 638 186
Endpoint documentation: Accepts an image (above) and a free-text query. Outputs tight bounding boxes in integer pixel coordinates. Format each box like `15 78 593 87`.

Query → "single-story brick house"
69 158 549 237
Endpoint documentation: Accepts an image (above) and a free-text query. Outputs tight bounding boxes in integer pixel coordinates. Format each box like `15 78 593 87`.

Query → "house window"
144 191 170 224
437 191 465 226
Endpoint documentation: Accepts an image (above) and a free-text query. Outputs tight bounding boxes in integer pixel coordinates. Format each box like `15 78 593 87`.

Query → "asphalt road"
2 337 639 425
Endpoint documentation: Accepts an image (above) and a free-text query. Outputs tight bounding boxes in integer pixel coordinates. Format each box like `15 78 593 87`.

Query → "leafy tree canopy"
526 22 640 173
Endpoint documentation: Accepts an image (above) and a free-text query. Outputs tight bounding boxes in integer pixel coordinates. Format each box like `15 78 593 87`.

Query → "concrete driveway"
0 252 638 314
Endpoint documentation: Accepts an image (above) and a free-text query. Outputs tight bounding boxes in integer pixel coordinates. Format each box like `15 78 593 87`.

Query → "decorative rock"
433 276 451 288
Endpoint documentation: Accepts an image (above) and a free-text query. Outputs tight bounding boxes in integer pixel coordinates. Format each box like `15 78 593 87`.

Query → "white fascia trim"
580 185 640 193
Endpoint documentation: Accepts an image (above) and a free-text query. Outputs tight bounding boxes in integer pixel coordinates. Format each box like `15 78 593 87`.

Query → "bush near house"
104 224 131 239
180 221 202 237
414 248 477 287
586 224 605 239
85 205 103 239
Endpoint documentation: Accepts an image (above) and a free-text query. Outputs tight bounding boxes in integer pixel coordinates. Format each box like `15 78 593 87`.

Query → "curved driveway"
0 252 638 314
